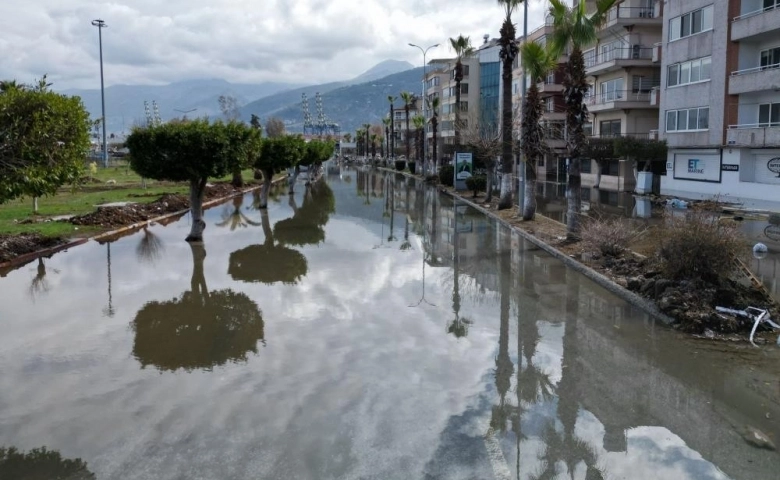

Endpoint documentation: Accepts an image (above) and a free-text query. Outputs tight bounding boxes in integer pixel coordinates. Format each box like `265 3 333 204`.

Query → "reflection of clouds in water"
575 413 730 480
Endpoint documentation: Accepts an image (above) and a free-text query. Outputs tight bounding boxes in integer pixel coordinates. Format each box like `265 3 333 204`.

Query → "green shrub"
658 211 745 282
439 164 454 187
465 175 486 197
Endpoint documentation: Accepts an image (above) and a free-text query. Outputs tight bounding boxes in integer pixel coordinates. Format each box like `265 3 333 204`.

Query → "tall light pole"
91 19 108 168
408 42 439 176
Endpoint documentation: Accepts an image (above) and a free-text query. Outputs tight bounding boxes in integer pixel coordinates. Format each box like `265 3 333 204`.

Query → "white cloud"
0 0 550 89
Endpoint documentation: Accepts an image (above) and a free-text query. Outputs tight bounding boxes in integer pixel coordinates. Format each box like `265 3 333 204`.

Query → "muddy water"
0 169 778 480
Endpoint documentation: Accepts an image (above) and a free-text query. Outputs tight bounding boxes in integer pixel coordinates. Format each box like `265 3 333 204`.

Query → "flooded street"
0 168 778 479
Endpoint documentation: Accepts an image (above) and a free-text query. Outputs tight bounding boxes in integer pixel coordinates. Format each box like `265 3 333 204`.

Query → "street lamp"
91 19 108 168
408 42 439 176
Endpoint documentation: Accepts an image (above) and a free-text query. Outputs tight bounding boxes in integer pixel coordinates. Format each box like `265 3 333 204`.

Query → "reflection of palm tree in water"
400 181 412 251
215 195 262 231
447 214 471 337
136 227 165 265
490 254 514 433
532 272 605 480
28 257 58 300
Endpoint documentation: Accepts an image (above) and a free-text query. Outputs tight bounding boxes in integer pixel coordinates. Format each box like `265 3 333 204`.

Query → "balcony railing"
606 6 656 22
588 132 657 140
584 90 651 106
585 46 653 68
731 63 780 76
734 2 779 21
729 122 780 129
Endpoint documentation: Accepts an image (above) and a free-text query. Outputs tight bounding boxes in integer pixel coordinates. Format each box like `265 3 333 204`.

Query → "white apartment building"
659 0 780 205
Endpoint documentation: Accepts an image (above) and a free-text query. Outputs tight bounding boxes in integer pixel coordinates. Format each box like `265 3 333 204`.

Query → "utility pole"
91 19 108 168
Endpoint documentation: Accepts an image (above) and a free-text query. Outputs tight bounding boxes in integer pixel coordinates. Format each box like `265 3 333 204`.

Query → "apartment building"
581 0 664 191
437 55 482 156
388 95 421 158
659 0 780 204
423 60 449 164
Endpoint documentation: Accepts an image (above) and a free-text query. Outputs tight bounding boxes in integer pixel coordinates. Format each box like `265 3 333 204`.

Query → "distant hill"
61 78 300 134
242 67 424 135
351 59 415 83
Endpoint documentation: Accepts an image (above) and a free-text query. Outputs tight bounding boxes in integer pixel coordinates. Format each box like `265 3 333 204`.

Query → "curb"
0 177 287 271
379 166 676 325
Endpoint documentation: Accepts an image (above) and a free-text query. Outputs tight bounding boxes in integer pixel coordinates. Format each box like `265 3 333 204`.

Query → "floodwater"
0 168 778 480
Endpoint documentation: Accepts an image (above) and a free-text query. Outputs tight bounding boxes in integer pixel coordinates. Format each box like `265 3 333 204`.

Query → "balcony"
727 124 780 147
732 4 780 41
585 90 654 113
729 65 780 95
537 79 563 94
585 46 654 75
601 5 661 34
650 87 660 106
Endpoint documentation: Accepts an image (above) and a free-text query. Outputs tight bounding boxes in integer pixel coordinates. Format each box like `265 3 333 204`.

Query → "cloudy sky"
1 0 550 90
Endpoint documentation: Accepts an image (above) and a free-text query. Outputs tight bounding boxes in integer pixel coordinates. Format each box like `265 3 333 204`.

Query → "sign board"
768 157 780 177
673 153 720 182
721 164 739 172
454 152 473 190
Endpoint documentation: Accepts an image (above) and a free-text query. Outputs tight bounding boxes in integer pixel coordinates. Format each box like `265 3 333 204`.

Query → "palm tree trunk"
185 178 208 242
522 165 537 221
405 107 411 160
498 17 517 210
454 66 462 149
564 47 588 239
432 120 438 171
390 105 395 158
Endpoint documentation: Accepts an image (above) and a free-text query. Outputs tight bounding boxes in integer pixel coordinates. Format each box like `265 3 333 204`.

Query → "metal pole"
92 19 108 168
409 43 439 176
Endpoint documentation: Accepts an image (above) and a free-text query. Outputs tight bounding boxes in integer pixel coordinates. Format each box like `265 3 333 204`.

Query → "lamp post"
408 42 439 176
91 19 108 168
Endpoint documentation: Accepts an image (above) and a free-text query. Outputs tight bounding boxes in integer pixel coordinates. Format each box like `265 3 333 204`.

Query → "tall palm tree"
400 91 415 161
387 95 397 158
363 123 371 160
370 133 378 158
412 115 425 163
343 133 352 144
520 42 556 221
449 35 476 149
382 117 391 158
355 129 365 156
428 97 441 170
549 0 616 238
497 0 522 210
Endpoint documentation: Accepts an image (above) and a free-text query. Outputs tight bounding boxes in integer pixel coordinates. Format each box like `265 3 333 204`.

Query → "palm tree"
382 117 392 159
0 79 24 93
387 95 397 158
519 42 556 220
400 91 415 161
449 35 476 149
363 123 371 160
343 133 352 144
428 97 441 170
355 129 364 156
370 133 378 159
412 115 425 163
549 0 617 238
497 0 522 210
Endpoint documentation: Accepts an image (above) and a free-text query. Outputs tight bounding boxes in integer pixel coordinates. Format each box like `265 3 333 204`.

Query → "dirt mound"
0 233 66 264
69 183 247 228
601 255 780 334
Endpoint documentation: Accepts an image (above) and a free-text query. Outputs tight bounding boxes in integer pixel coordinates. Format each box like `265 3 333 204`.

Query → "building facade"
659 0 780 205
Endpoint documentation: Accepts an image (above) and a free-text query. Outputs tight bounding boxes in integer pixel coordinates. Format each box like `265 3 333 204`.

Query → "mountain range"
59 59 418 137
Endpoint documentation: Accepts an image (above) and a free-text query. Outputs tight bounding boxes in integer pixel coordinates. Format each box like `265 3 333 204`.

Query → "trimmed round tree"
126 120 261 241
0 83 91 212
254 135 305 208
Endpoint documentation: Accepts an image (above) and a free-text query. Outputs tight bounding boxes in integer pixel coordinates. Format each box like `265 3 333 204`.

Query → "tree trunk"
185 178 207 242
486 163 495 203
390 105 395 159
432 120 438 172
288 165 300 194
563 47 588 239
522 164 537 221
32 197 38 215
454 64 462 149
498 17 517 210
259 168 273 209
231 166 244 188
405 107 411 160
594 161 602 188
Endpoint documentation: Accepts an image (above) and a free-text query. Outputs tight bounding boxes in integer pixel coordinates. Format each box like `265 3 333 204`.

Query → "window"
666 107 709 131
669 5 713 41
600 119 622 137
460 101 468 113
461 83 469 94
545 97 555 113
764 0 780 10
760 47 780 69
546 72 556 85
601 160 620 176
599 78 624 101
758 103 780 127
632 73 660 93
581 160 592 174
667 57 711 87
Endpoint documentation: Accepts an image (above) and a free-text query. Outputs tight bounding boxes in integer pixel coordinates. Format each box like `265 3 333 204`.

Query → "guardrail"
731 64 780 76
585 46 653 68
728 123 780 129
584 90 651 105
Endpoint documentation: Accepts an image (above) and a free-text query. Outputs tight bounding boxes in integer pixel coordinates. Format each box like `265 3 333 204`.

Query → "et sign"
673 153 720 182
687 159 704 174
768 157 780 178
